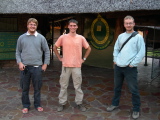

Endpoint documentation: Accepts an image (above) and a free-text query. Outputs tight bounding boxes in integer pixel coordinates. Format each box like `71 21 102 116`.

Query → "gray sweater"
16 32 50 66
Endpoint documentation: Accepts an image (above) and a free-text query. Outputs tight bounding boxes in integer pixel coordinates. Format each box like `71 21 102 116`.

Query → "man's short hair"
68 19 78 25
124 15 135 22
27 18 38 26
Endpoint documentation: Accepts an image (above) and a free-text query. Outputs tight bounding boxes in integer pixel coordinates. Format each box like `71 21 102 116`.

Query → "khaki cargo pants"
58 66 83 105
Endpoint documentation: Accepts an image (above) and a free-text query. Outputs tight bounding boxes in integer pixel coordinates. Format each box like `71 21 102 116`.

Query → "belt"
25 65 39 67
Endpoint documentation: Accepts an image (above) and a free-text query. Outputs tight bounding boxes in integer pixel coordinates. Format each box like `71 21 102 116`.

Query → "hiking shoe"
132 111 140 119
57 104 64 112
106 105 118 112
77 104 87 112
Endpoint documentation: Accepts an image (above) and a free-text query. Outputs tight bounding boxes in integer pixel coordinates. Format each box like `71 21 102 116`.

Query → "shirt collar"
26 31 38 37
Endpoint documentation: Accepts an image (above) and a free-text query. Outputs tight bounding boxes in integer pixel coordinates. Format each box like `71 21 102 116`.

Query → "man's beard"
126 28 133 32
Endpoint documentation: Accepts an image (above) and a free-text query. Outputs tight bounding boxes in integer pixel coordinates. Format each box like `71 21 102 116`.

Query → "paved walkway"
0 57 160 120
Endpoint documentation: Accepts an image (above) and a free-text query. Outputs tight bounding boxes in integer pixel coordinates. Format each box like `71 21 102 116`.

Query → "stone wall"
0 60 17 68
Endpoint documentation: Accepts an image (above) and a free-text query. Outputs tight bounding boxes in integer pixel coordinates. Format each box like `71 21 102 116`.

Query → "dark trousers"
112 65 141 112
20 66 43 109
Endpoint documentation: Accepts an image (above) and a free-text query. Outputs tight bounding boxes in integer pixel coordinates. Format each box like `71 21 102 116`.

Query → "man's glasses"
28 24 37 26
124 23 134 25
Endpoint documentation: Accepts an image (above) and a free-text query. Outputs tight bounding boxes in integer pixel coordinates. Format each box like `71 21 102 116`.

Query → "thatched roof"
0 0 160 14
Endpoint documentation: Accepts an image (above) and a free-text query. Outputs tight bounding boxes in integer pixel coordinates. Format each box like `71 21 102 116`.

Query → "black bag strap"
119 31 138 52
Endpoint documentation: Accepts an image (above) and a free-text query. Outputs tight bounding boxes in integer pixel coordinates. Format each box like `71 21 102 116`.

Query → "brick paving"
0 57 160 120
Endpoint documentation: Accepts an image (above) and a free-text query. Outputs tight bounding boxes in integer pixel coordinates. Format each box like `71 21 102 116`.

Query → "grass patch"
147 51 160 58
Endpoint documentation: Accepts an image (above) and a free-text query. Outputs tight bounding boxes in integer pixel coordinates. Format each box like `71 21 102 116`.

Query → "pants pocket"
20 78 23 89
20 71 24 89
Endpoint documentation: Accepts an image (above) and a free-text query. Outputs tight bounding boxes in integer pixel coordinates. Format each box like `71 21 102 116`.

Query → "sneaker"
132 111 140 119
57 104 64 112
77 104 87 112
106 105 118 112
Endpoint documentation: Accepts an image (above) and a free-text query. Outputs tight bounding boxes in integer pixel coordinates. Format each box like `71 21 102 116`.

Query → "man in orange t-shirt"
53 19 91 112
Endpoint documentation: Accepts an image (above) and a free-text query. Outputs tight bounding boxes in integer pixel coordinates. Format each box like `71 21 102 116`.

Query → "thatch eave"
0 0 160 14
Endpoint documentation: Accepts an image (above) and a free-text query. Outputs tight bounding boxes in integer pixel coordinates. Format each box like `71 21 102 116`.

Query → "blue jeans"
20 66 43 109
112 65 140 112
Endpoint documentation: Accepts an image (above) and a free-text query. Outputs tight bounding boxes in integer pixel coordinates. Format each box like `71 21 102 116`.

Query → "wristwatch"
83 58 86 61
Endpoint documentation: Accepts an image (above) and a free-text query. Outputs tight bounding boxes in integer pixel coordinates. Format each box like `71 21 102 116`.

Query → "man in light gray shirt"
16 18 50 113
107 15 145 119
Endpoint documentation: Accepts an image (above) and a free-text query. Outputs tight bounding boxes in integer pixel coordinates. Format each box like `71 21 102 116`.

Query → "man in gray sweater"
16 18 50 113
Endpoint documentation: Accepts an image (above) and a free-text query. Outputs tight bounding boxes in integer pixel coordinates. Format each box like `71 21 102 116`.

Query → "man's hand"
53 45 62 62
59 57 63 62
82 59 85 63
19 62 25 71
42 64 47 71
129 65 133 67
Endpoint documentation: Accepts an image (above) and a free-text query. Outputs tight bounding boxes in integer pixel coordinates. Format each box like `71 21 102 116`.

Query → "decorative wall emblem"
90 14 111 50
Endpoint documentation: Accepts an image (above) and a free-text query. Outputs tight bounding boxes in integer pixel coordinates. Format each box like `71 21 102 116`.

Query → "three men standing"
16 16 144 119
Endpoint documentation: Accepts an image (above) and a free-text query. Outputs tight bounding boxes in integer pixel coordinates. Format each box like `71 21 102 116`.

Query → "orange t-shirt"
55 34 89 67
